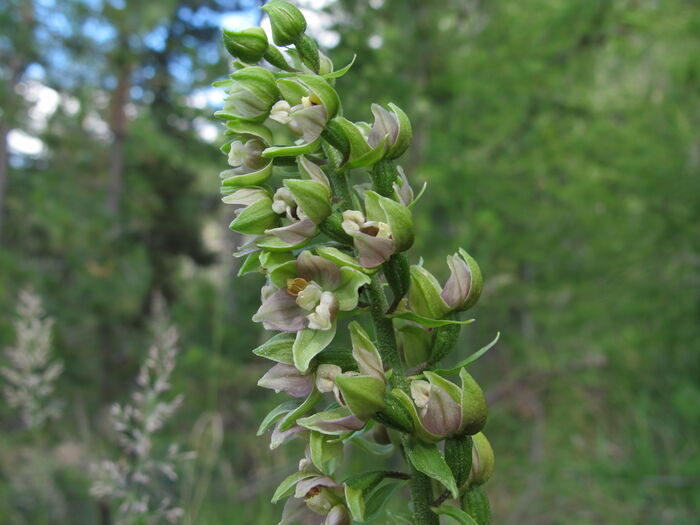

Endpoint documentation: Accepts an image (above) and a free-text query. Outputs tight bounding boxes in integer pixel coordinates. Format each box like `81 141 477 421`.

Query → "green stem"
405 446 440 525
365 276 437 525
328 168 353 211
365 275 406 391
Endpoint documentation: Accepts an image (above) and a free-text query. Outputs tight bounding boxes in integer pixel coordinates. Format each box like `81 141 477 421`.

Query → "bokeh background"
1 0 699 523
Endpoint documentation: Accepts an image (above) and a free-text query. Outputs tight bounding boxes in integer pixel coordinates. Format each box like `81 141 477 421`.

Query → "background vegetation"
1 0 698 523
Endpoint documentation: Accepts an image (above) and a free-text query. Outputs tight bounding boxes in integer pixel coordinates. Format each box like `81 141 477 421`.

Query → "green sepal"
470 432 495 486
293 323 337 373
408 265 451 319
284 179 331 224
297 74 340 119
237 251 262 277
252 332 296 364
391 389 442 442
262 137 321 158
256 234 311 252
334 267 371 310
458 369 488 435
386 102 412 159
456 248 483 312
364 190 414 252
257 400 297 435
278 389 322 432
225 120 273 145
296 406 361 436
374 391 414 433
404 437 459 498
271 471 316 503
228 197 277 234
314 347 358 371
346 135 387 169
334 375 386 420
277 77 308 105
220 162 273 190
316 246 367 273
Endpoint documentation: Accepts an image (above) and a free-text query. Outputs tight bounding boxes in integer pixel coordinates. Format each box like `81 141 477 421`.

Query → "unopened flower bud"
325 504 350 525
262 0 307 46
220 66 279 122
468 432 495 486
409 248 482 319
284 177 332 224
258 362 313 398
316 364 342 393
367 103 412 160
396 368 487 442
222 27 268 63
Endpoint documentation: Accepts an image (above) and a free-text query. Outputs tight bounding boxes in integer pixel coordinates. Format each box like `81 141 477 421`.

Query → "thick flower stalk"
215 4 499 523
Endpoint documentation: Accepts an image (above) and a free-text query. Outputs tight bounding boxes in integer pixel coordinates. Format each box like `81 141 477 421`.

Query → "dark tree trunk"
106 64 131 218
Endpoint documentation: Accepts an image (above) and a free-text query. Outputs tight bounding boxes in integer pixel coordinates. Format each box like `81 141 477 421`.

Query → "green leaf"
432 333 500 376
310 431 343 475
364 481 404 522
252 332 296 364
345 485 365 522
323 54 356 79
293 323 337 373
404 437 458 498
271 471 315 503
431 505 479 525
348 436 394 456
257 401 297 436
389 310 475 328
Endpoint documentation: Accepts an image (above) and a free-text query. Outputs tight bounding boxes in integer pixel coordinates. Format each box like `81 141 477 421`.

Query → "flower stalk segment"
214 4 499 524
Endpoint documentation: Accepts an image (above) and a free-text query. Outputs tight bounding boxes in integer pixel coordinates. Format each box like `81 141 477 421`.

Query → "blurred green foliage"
0 0 698 524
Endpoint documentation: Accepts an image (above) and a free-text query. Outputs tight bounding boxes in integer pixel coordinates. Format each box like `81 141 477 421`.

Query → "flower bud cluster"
214 3 497 523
